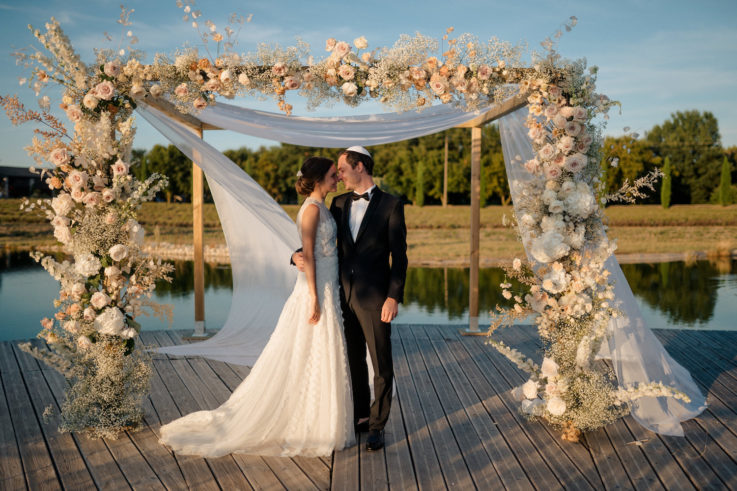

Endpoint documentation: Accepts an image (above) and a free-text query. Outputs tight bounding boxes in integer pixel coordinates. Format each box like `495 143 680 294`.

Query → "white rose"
71 282 86 299
238 73 250 86
71 188 86 203
538 144 555 161
553 114 567 128
75 254 102 277
477 64 492 80
121 327 138 339
334 41 350 58
522 379 539 399
513 258 522 271
283 76 301 90
104 61 121 77
573 106 587 121
65 104 83 122
542 264 568 294
130 83 146 98
51 215 70 228
83 307 96 321
94 307 126 336
338 64 355 81
174 83 188 98
325 38 337 52
82 192 101 208
82 92 99 110
94 81 115 100
112 159 129 176
354 36 368 50
90 291 111 309
543 163 562 180
101 188 115 203
564 153 587 174
219 69 233 83
557 136 575 154
49 146 71 166
105 265 122 278
541 357 559 378
53 225 72 245
548 199 564 214
149 84 163 97
530 231 570 264
77 335 92 350
565 121 582 137
341 82 358 97
271 62 288 77
546 397 566 416
109 244 129 261
68 170 88 189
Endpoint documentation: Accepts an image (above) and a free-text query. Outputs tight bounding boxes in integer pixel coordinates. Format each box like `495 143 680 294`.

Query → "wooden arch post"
191 126 206 338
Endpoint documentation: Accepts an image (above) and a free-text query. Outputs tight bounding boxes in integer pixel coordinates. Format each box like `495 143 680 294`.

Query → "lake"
1 251 735 342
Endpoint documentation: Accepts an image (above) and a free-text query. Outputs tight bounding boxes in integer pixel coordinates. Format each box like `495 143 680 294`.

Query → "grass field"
2 199 735 263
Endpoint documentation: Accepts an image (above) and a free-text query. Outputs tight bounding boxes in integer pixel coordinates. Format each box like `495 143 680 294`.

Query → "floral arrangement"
485 58 688 441
2 12 172 439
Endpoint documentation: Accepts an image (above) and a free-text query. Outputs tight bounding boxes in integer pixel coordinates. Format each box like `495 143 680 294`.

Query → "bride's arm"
300 204 321 324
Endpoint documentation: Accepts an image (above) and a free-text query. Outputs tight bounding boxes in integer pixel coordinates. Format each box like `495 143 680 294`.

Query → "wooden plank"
22 368 96 490
42 368 131 490
293 455 331 490
389 336 443 490
423 326 535 490
456 333 580 490
262 456 319 491
410 330 505 489
359 430 389 491
0 345 27 491
1 356 60 490
399 333 476 488
383 392 418 491
331 434 358 491
141 332 221 491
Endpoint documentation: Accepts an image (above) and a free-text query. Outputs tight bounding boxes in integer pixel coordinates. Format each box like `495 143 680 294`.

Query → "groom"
294 146 407 451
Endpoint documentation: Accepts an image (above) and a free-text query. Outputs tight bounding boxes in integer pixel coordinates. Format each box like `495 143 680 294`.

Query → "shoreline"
6 242 734 267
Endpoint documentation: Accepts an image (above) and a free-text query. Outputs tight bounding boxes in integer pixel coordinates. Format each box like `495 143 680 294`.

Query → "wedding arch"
3 12 705 440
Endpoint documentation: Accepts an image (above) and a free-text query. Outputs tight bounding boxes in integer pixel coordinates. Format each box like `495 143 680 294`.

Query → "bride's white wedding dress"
159 197 355 457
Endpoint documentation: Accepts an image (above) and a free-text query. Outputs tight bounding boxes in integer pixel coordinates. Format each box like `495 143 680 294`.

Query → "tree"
646 110 723 204
661 156 672 209
144 144 192 202
718 155 732 206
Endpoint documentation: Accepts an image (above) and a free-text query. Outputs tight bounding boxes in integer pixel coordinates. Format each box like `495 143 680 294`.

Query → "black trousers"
342 301 393 431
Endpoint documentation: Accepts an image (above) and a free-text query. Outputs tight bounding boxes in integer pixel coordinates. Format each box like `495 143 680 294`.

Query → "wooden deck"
2 324 737 490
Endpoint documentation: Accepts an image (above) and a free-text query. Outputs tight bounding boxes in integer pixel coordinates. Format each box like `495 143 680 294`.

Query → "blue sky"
1 0 736 167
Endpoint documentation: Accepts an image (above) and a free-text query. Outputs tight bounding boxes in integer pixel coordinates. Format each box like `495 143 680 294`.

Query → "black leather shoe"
365 430 384 452
354 420 369 433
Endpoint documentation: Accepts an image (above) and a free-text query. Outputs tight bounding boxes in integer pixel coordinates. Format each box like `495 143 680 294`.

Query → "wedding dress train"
159 198 355 457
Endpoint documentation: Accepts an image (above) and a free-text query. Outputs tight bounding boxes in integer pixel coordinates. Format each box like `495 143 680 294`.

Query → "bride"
159 157 355 457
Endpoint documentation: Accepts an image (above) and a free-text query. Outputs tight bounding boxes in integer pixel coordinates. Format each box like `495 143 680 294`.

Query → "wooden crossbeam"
454 92 528 128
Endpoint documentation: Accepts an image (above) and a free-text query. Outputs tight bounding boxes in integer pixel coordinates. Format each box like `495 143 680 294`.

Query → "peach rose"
94 81 115 100
338 64 355 81
325 38 337 52
334 41 350 59
271 62 288 77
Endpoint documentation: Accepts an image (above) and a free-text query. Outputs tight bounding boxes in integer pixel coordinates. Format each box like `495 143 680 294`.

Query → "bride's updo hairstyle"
296 157 334 196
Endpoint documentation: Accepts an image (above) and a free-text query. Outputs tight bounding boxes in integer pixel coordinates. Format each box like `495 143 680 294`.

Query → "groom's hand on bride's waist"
291 251 305 272
381 297 399 323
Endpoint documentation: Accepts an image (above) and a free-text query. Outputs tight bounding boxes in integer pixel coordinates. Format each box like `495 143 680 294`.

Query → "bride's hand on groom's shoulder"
308 295 321 325
292 252 305 271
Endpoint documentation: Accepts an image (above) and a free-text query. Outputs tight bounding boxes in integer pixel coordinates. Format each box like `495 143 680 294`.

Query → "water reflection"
622 259 736 326
1 251 735 342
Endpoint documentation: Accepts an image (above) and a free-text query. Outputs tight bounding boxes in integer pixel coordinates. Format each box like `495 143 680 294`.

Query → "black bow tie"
352 192 370 201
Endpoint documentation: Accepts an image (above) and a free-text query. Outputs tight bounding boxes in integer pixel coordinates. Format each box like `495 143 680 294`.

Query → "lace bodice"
297 197 337 258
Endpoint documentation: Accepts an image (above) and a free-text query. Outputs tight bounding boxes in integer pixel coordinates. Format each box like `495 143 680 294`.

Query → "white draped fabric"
196 101 493 147
139 99 705 436
498 107 706 436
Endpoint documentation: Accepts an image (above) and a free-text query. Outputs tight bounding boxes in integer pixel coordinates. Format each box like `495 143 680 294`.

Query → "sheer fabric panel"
138 104 300 366
498 107 706 436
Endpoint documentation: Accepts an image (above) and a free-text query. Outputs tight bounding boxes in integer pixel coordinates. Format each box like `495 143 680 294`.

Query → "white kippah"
345 145 371 158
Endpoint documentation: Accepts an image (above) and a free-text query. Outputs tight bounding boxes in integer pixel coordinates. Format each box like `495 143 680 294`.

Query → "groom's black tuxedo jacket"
329 189 408 309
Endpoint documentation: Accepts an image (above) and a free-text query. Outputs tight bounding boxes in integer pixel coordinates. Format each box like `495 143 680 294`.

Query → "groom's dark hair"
340 150 374 176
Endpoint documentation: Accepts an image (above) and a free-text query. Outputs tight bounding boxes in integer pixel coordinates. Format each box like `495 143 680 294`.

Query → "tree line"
132 109 736 206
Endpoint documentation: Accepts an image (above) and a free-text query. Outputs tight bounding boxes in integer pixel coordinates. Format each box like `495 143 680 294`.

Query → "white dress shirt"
349 185 376 241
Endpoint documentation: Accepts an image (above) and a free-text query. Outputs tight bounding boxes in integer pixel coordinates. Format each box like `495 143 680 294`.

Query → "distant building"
0 166 52 198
